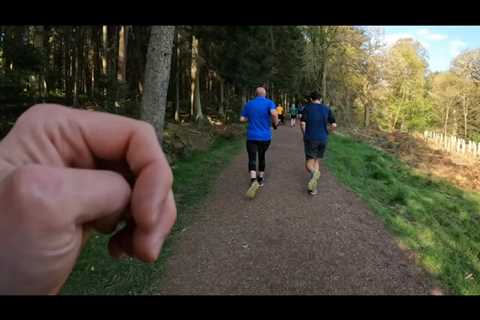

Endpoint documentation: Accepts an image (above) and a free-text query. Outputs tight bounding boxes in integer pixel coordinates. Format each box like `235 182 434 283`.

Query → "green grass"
325 133 480 295
60 136 244 295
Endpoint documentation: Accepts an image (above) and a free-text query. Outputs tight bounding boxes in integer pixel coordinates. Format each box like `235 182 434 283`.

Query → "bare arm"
270 110 279 128
300 108 306 136
328 108 337 132
240 116 248 123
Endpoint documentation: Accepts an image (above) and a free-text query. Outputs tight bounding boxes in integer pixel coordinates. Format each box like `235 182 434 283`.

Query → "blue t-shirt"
301 103 336 142
241 96 276 141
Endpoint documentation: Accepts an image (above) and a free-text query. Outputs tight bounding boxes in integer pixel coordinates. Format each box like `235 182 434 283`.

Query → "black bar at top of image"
1 1 479 25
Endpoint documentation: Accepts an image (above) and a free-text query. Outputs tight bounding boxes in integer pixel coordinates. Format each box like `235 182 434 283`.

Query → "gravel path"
156 126 438 295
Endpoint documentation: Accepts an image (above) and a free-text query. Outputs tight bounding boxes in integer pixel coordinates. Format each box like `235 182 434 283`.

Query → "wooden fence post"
420 130 479 160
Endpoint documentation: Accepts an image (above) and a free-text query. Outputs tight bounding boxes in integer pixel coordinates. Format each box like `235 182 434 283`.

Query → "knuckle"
169 199 177 227
163 192 177 232
137 120 157 136
163 165 174 188
16 104 68 128
22 104 64 120
138 201 161 228
8 165 65 228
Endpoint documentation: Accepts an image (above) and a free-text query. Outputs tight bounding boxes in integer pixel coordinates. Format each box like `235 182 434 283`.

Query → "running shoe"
246 180 260 199
257 177 264 187
307 171 321 192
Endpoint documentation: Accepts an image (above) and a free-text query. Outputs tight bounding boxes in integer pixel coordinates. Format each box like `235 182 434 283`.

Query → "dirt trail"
156 126 437 295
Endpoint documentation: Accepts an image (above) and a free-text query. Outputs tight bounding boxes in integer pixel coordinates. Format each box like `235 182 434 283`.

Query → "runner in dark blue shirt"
240 86 279 199
300 91 337 195
297 95 310 120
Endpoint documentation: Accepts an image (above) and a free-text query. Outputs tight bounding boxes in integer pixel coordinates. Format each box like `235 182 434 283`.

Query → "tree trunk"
362 83 370 128
117 25 128 82
392 105 402 131
194 70 203 121
101 26 108 76
174 31 181 122
100 25 108 105
364 103 370 128
190 34 196 117
463 93 468 138
453 107 458 136
140 26 175 141
269 26 275 92
85 28 93 100
241 87 247 106
72 27 81 107
322 52 327 102
183 38 190 116
190 34 204 121
129 26 148 101
444 102 450 136
108 26 119 110
392 86 408 131
186 65 191 116
219 78 225 116
224 83 230 119
92 27 101 100
208 71 213 101
78 28 85 97
204 70 209 108
34 26 46 100
72 38 79 106
64 27 73 105
44 26 53 98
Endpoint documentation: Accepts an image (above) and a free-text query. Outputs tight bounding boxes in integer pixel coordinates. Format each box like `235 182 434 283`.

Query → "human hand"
0 104 176 294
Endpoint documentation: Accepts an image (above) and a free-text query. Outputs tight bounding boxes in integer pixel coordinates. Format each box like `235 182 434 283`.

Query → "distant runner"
300 91 337 195
297 95 309 121
289 103 298 127
297 103 304 122
240 87 279 199
276 104 285 125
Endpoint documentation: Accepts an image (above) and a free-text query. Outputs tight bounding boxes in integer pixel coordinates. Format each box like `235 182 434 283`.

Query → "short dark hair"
310 91 322 101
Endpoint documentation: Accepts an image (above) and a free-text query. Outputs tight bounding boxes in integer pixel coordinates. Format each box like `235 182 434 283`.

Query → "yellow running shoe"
307 171 321 192
246 180 260 199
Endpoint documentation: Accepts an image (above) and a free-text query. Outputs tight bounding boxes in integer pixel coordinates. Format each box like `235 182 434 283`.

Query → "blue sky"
368 26 480 72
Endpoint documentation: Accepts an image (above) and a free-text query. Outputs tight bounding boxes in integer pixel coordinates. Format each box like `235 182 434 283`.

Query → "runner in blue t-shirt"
300 91 337 195
240 87 279 199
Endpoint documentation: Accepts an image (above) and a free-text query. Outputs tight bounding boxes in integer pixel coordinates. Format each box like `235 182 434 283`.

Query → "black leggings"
246 140 271 172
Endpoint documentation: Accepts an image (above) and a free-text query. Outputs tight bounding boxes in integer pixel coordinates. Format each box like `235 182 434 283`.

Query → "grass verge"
60 136 244 294
324 133 480 295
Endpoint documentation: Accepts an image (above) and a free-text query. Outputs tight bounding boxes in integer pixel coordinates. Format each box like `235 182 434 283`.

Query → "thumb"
40 166 132 229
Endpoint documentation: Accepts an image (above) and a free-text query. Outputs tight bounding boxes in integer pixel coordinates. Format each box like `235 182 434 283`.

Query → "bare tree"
117 26 128 82
190 34 204 121
140 26 175 141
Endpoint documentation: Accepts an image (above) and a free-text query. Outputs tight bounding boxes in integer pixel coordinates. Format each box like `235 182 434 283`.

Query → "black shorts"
304 140 327 160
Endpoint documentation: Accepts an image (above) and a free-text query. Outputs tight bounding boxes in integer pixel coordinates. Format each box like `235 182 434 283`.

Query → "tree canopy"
1 25 480 142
